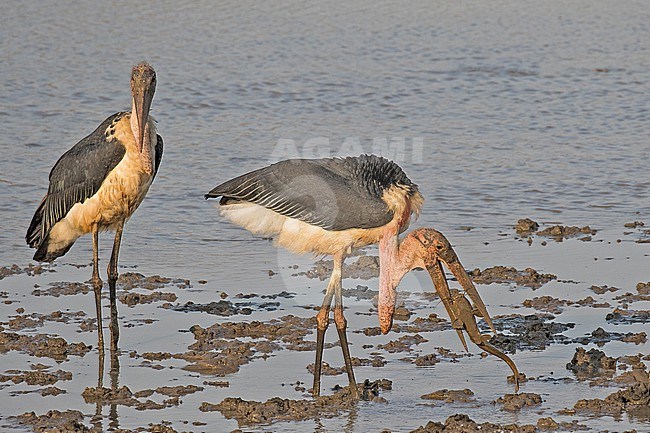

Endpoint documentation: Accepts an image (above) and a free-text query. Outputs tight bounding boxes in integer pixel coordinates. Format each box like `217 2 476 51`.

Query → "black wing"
26 113 127 251
205 156 410 231
153 134 163 177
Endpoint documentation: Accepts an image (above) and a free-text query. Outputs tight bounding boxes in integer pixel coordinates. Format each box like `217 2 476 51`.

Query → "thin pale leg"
107 221 123 352
91 225 105 387
313 277 335 397
332 252 358 398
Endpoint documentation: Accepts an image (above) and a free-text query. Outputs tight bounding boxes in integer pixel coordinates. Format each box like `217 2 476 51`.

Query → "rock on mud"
566 347 616 379
410 414 536 433
469 266 556 289
421 388 475 403
494 393 542 411
514 218 539 235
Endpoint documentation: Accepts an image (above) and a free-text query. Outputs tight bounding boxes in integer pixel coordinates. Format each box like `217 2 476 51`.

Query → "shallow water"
1 1 649 432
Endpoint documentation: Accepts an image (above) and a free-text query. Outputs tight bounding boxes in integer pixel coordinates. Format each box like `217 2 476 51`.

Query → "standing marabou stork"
206 155 518 398
26 62 163 354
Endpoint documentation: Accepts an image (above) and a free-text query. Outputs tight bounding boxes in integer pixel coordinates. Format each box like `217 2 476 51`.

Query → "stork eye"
435 243 443 250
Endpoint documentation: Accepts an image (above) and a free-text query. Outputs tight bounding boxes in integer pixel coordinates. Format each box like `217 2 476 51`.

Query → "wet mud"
10 410 90 433
0 368 72 386
410 414 537 433
523 295 610 314
0 264 53 281
468 266 556 289
569 383 650 418
606 308 650 324
4 310 88 331
0 331 91 360
489 314 574 353
202 380 390 426
514 219 597 241
172 299 253 316
298 255 380 280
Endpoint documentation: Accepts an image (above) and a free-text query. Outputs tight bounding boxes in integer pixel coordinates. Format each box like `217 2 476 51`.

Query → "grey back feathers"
206 155 418 231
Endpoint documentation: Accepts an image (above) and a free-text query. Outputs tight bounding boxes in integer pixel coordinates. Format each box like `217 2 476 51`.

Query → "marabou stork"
26 62 163 354
206 155 518 397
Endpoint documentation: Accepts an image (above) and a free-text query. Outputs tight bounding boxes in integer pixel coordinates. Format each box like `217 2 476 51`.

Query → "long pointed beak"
133 87 153 153
441 256 496 334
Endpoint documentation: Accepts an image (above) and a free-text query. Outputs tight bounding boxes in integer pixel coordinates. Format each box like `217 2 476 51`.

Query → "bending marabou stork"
26 62 163 353
206 155 507 398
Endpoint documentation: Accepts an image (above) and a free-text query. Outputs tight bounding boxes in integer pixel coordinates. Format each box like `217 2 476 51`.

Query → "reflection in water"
90 319 121 432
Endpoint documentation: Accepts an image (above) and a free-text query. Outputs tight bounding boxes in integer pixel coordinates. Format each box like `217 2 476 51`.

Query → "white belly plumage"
45 151 154 254
219 202 397 256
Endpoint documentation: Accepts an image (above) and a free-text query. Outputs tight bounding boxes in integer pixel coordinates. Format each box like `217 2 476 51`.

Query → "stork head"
378 227 492 334
130 62 156 173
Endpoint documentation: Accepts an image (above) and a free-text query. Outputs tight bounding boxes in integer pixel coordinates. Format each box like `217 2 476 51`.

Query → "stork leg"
334 267 358 398
91 225 105 382
313 274 335 398
313 252 357 398
107 221 124 352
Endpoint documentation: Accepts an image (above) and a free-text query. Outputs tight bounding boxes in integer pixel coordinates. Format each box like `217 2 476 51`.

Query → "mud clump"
573 327 647 346
341 284 377 300
590 284 619 294
0 263 53 281
180 315 324 376
469 266 556 289
173 299 252 316
489 314 574 353
203 382 382 425
82 386 137 406
410 414 536 433
358 313 448 335
377 334 428 353
32 282 90 297
566 347 616 379
117 272 190 291
83 385 195 411
0 369 72 386
515 218 539 235
537 225 596 241
6 310 87 331
523 296 610 314
413 353 440 366
606 308 650 324
0 331 91 360
119 291 177 307
10 410 91 433
299 255 380 280
624 221 645 228
636 281 650 295
571 383 650 417
494 393 542 411
306 362 344 376
421 389 475 403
